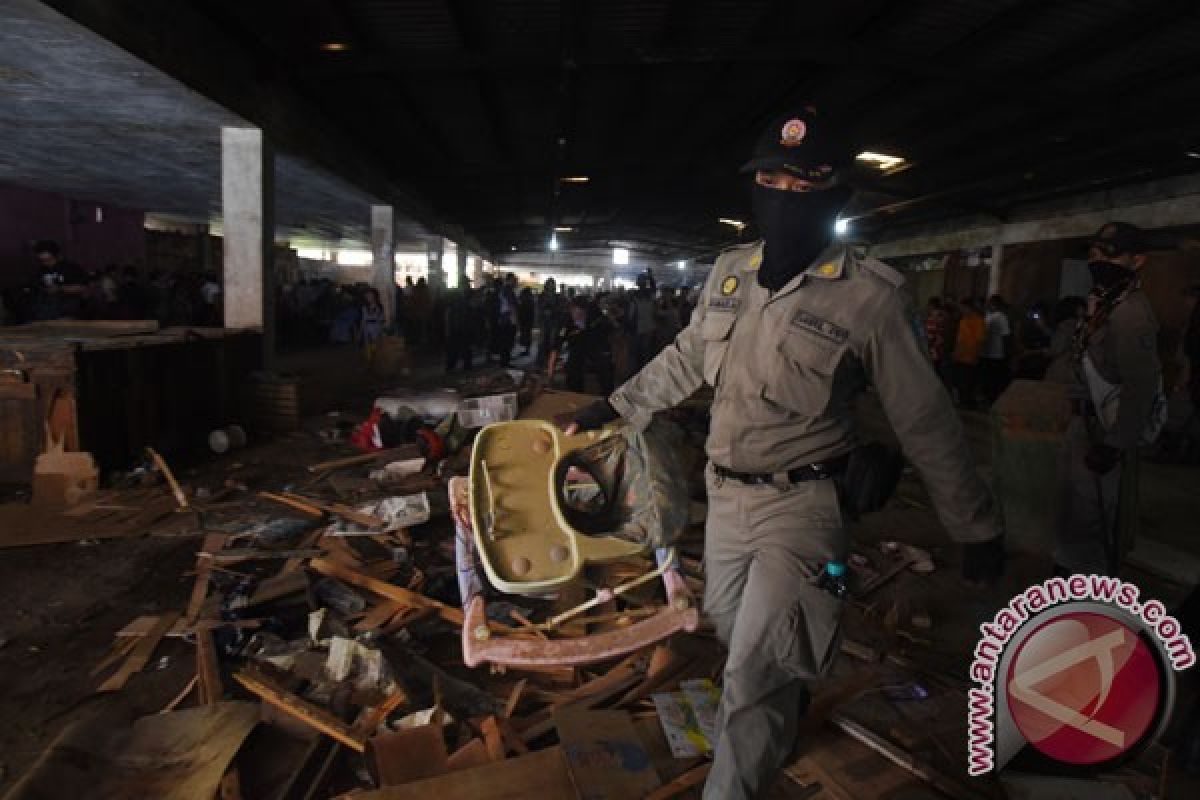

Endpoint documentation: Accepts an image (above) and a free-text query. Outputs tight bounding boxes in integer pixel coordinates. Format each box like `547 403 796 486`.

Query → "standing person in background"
923 296 950 383
494 273 519 367
406 277 431 346
517 286 536 357
1053 222 1162 577
980 294 1013 404
444 288 475 372
952 298 986 408
537 277 561 368
31 240 87 320
358 288 386 366
628 274 659 370
547 296 614 394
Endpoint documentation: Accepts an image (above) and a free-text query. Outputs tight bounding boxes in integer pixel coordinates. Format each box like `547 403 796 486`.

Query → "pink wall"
0 182 146 288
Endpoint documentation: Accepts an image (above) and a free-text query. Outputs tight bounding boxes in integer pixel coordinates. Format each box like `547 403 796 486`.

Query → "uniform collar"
736 241 846 280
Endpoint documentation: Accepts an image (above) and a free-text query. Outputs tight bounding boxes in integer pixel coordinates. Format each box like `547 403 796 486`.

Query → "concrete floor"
0 343 1197 797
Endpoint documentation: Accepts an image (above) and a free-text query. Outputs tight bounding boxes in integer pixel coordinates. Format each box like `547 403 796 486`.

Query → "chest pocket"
701 311 736 386
764 329 847 417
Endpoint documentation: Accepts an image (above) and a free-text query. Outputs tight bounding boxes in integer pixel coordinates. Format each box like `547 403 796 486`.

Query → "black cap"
739 105 856 182
1089 221 1147 257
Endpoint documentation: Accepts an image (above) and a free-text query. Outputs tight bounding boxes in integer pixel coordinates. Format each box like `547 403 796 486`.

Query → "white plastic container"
457 392 518 429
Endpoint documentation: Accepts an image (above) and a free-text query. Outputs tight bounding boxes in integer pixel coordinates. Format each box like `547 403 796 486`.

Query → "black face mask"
753 183 852 291
1087 259 1135 292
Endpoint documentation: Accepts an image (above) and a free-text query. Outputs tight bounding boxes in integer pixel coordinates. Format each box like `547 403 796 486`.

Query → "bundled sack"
554 418 690 551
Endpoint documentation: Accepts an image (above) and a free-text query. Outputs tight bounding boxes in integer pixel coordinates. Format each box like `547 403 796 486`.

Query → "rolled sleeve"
864 292 1000 544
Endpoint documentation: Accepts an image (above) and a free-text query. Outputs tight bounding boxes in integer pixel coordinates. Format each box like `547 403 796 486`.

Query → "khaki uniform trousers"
1055 416 1138 575
702 464 846 800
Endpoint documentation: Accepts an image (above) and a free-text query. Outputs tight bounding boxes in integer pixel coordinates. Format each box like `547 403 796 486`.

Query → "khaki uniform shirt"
1080 289 1161 451
609 241 998 544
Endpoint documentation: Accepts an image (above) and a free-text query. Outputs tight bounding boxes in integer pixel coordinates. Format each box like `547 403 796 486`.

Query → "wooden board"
97 611 181 692
3 702 257 800
554 709 661 800
0 493 185 548
348 745 577 800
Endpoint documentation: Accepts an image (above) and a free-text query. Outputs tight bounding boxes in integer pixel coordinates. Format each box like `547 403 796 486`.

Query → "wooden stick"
146 447 189 510
234 668 367 751
159 675 198 714
306 447 416 473
97 611 180 692
644 763 712 800
196 627 222 705
258 491 324 518
353 685 410 736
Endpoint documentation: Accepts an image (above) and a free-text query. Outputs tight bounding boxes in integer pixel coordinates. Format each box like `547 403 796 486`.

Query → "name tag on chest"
708 296 741 311
790 310 849 345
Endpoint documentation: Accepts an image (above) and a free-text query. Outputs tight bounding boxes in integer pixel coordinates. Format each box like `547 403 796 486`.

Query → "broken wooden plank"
366 724 449 787
146 446 189 510
186 533 228 624
445 738 491 772
353 686 409 737
97 611 181 692
309 557 465 628
196 628 223 705
644 763 711 800
348 745 576 800
233 668 366 752
555 708 661 800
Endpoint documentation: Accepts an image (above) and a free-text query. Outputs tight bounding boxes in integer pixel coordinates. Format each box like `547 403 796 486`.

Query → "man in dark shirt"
548 296 614 394
32 240 87 320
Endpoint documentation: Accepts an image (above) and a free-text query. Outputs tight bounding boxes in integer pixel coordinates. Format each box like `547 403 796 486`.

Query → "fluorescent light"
560 176 590 183
612 247 630 265
1187 151 1200 159
718 217 746 231
510 245 517 251
676 260 687 270
856 151 907 173
320 42 350 52
554 226 574 233
834 218 849 236
549 234 559 251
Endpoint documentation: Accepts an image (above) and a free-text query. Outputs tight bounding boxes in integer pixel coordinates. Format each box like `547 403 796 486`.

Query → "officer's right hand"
562 399 620 434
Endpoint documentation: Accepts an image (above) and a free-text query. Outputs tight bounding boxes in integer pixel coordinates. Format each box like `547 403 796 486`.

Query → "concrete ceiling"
0 0 430 247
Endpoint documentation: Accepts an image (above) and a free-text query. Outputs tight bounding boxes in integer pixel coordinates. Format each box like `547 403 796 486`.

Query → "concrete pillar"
221 127 275 362
987 243 1004 297
371 205 396 328
457 248 469 288
426 237 444 291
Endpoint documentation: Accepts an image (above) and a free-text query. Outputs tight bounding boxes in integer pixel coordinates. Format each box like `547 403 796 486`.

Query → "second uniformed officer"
569 106 1003 799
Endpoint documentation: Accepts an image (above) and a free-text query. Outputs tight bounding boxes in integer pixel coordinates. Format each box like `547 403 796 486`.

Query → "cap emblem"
780 118 807 147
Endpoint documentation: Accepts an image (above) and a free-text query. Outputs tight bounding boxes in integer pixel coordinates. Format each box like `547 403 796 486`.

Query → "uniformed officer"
1054 222 1163 576
568 106 1002 799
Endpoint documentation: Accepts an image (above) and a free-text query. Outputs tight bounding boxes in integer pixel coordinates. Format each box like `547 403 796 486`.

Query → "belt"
713 454 849 485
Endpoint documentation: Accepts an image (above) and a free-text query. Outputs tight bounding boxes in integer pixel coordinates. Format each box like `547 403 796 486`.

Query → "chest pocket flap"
701 311 735 386
766 328 848 416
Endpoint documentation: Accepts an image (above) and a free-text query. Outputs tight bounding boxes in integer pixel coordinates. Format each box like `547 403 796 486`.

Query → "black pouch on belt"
835 442 905 518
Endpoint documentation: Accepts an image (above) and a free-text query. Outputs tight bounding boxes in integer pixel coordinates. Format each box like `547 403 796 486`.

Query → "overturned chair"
452 418 699 669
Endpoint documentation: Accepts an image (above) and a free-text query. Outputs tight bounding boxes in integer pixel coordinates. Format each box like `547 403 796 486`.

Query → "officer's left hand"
1084 444 1121 475
561 399 620 435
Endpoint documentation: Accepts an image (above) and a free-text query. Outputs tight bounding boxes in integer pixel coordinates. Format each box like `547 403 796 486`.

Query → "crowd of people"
918 291 1090 410
439 269 697 393
0 240 221 327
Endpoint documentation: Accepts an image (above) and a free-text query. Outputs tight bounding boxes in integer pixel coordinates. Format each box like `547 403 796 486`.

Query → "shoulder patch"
858 257 905 288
